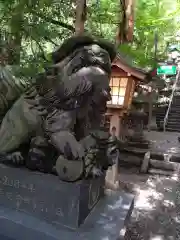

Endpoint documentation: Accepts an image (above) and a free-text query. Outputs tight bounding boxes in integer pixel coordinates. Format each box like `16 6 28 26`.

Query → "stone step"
169 106 180 110
168 112 180 116
168 112 180 115
156 113 165 116
165 127 180 132
148 168 174 176
168 114 180 118
166 126 180 131
156 116 166 121
156 119 165 123
124 141 149 149
167 119 180 123
167 122 180 126
166 124 180 129
156 117 165 121
121 148 180 164
156 108 168 111
170 103 180 106
150 153 180 162
171 102 180 105
156 120 164 125
168 111 180 115
168 118 180 122
169 107 180 111
155 110 167 114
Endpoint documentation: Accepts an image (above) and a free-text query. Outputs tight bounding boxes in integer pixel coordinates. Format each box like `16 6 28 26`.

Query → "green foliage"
119 0 179 69
87 0 120 41
0 0 179 79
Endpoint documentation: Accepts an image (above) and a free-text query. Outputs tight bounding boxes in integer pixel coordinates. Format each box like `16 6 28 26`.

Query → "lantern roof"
112 53 151 82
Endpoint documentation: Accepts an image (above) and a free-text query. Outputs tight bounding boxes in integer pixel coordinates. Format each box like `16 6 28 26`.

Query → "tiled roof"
112 52 151 82
116 53 149 74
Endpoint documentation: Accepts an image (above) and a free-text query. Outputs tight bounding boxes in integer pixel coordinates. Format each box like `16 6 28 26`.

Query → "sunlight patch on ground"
135 187 163 210
163 199 175 207
173 216 180 223
150 236 164 240
171 172 179 181
134 177 166 211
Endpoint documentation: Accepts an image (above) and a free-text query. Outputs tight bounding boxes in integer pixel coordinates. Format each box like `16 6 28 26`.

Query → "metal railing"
163 69 180 132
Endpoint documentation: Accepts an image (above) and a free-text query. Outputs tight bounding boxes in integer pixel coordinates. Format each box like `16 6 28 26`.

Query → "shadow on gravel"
125 175 179 240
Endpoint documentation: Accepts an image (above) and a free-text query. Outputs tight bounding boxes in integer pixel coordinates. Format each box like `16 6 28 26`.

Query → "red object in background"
150 69 157 77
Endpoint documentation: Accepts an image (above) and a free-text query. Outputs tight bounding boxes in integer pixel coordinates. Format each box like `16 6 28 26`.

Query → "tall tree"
75 0 87 35
0 0 179 78
119 0 179 68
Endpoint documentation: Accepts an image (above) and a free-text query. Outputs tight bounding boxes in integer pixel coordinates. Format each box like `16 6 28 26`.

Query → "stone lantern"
106 55 148 138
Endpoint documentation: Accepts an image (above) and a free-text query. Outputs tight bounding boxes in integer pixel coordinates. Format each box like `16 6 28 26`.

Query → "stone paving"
122 131 180 240
146 131 180 155
124 173 179 240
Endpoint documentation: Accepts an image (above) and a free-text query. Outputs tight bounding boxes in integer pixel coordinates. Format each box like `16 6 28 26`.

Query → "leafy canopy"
0 0 179 78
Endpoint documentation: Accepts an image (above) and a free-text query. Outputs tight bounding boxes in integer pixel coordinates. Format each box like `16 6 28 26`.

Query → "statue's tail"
0 65 30 123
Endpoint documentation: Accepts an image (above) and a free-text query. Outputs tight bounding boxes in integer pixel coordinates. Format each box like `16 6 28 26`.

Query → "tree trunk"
116 0 135 46
6 33 22 65
75 0 87 35
6 2 24 65
125 0 135 42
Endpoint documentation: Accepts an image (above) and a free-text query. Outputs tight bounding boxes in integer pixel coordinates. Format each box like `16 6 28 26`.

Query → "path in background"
145 130 180 155
124 173 179 240
120 131 180 239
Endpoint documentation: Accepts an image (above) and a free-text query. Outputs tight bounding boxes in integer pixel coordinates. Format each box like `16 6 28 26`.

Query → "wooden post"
75 0 87 35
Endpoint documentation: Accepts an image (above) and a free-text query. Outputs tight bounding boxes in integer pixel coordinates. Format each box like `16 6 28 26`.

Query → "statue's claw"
7 152 24 165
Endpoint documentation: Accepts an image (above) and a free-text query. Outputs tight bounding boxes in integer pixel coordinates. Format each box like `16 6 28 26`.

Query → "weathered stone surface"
0 190 134 240
0 164 104 229
140 151 150 173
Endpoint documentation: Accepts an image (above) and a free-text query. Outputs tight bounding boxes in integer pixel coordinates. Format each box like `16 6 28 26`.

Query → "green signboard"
157 65 177 75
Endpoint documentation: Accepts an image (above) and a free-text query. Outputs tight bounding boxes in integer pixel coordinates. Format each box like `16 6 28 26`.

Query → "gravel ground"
124 173 180 240
122 131 180 240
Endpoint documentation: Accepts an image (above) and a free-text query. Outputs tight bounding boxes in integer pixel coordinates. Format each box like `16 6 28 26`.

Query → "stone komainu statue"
0 35 119 182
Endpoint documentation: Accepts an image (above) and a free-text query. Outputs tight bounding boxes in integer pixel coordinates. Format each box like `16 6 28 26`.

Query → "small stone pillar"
105 112 122 190
110 113 121 138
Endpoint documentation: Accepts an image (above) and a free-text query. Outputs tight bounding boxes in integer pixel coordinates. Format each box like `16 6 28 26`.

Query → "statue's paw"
8 152 24 165
50 132 85 160
91 167 104 177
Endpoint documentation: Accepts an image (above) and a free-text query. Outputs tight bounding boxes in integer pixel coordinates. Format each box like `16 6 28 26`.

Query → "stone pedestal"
0 164 104 229
0 164 135 239
0 191 134 240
